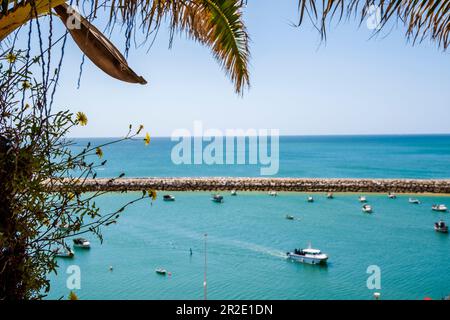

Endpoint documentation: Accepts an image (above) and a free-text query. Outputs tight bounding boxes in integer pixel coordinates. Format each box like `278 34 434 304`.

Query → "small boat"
359 196 367 203
307 196 314 203
155 268 167 275
388 192 396 199
58 223 70 232
285 214 295 220
268 191 278 197
73 238 91 249
362 204 373 213
211 194 224 203
54 246 74 258
432 204 448 212
326 192 334 199
409 198 421 204
434 220 448 233
230 190 237 196
163 194 175 202
287 244 328 265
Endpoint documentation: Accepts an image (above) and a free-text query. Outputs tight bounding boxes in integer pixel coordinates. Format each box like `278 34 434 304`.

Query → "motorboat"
388 192 396 199
155 268 167 275
359 196 367 203
434 220 448 233
211 194 224 203
287 244 328 265
268 191 278 197
285 214 295 220
307 196 314 203
163 194 175 202
54 246 74 258
231 190 237 196
326 192 334 199
362 204 373 213
432 204 448 212
409 198 421 204
73 238 91 249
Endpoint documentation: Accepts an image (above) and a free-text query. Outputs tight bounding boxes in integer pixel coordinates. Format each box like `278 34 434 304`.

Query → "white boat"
307 196 314 203
230 190 237 196
359 196 367 203
268 191 278 197
432 204 448 212
326 192 334 199
434 220 448 233
54 246 74 258
388 193 396 199
163 194 175 201
362 204 373 213
285 214 295 220
155 268 167 275
211 194 224 203
73 238 91 249
409 198 421 204
287 244 328 265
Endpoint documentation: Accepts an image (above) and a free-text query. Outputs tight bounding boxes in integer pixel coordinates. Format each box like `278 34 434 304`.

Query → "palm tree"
297 0 450 50
0 0 250 94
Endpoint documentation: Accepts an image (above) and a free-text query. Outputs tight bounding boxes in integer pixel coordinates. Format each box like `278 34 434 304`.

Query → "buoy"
109 266 113 271
373 292 381 300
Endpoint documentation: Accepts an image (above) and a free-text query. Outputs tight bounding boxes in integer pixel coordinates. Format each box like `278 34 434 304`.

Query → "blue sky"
46 0 450 137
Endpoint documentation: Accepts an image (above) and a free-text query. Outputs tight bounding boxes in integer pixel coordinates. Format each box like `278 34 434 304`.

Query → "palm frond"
98 0 250 93
297 0 450 50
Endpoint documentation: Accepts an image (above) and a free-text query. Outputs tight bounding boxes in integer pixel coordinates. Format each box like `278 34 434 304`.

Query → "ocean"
70 135 450 179
46 135 450 300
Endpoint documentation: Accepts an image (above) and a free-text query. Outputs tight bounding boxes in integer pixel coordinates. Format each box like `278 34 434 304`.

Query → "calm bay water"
47 135 450 300
48 192 450 300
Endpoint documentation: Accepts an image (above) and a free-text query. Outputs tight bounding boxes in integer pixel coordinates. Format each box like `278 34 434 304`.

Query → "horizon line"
67 132 450 139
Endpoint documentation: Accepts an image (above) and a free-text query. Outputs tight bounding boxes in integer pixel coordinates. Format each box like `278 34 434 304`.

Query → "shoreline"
51 177 450 194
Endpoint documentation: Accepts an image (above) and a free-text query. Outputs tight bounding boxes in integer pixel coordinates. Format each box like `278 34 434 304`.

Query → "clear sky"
46 0 450 137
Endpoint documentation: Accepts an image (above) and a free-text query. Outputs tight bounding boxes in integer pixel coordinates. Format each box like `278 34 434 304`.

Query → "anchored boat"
409 198 421 204
285 214 295 220
163 194 175 201
359 196 367 203
268 191 278 197
211 194 224 203
287 244 328 265
307 196 314 203
388 192 396 199
230 190 237 196
435 220 448 233
432 204 448 212
326 192 334 199
155 268 167 275
362 204 373 213
54 246 74 258
73 238 91 249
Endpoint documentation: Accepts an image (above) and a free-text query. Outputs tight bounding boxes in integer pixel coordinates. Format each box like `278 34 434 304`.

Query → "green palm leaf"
297 0 450 50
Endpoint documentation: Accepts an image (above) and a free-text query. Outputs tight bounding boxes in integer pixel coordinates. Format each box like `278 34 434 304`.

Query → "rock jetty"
52 177 450 194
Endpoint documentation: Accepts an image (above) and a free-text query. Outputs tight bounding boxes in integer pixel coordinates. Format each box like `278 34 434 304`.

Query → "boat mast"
204 233 208 300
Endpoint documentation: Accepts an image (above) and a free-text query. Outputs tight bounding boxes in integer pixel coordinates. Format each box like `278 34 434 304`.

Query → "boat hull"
287 253 328 265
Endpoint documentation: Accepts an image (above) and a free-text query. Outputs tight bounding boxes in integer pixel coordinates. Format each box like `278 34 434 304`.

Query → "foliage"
0 50 154 300
297 0 450 50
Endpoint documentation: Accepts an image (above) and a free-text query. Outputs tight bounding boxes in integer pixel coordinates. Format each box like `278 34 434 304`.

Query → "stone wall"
52 177 450 194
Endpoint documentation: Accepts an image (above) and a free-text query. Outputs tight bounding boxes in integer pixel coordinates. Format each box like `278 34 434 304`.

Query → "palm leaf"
297 0 450 50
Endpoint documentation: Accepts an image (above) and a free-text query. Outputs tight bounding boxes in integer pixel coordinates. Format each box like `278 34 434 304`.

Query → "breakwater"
55 178 450 194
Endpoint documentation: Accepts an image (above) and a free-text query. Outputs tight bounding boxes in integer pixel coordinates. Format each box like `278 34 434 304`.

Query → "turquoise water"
48 192 450 300
72 135 450 179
